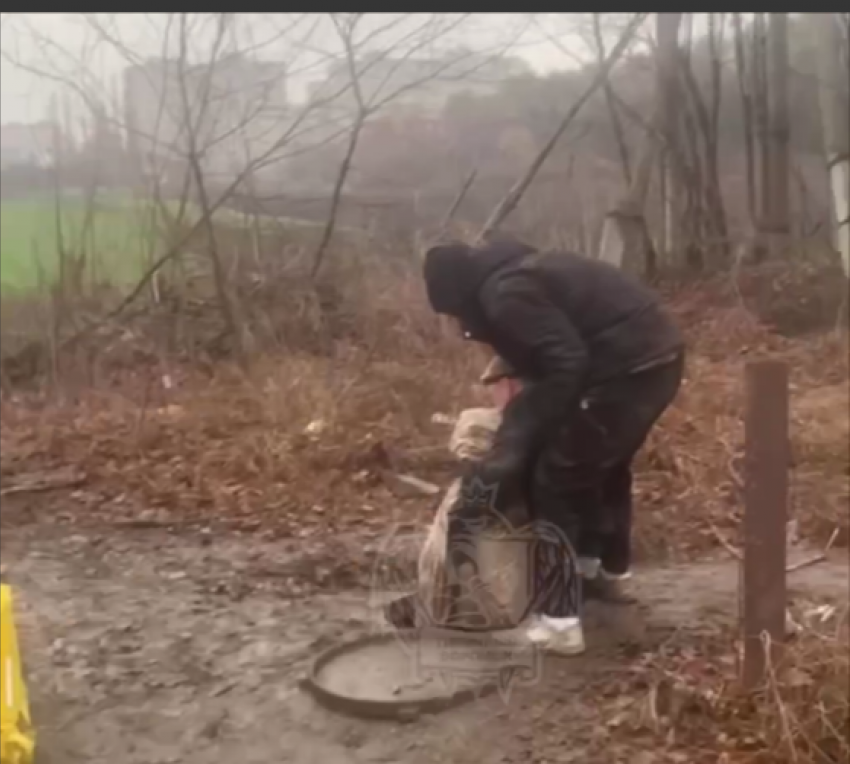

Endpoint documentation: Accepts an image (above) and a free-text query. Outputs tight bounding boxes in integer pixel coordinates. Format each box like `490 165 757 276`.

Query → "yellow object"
0 585 34 764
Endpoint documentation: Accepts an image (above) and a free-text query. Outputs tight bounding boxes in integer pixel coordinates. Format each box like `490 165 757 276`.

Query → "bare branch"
479 12 647 240
309 13 526 277
439 168 479 233
593 12 632 184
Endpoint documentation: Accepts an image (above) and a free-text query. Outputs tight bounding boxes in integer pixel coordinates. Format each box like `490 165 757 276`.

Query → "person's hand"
489 376 523 411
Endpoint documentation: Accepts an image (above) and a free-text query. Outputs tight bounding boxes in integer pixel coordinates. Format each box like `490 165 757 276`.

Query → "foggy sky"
1 13 610 125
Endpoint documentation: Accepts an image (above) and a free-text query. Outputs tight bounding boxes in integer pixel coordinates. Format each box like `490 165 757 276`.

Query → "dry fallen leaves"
1 288 847 563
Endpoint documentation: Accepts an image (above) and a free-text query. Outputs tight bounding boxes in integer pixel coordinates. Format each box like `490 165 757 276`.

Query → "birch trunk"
814 14 850 276
597 116 659 276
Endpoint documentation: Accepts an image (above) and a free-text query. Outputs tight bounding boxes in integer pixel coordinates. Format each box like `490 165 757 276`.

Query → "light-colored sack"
417 408 532 628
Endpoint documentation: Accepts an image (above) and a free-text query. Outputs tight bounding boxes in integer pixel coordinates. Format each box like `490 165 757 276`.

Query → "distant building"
0 122 57 169
311 50 528 115
123 54 288 182
298 50 529 148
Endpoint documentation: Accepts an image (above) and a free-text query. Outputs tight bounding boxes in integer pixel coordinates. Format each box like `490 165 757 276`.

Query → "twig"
478 13 646 239
712 521 840 573
0 469 86 496
112 519 183 529
785 555 826 574
644 683 662 733
762 631 801 763
389 473 441 497
710 524 743 560
785 528 840 574
714 520 840 572
437 168 478 235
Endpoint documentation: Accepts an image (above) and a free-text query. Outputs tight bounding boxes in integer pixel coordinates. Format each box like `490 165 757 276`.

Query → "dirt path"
1 522 846 764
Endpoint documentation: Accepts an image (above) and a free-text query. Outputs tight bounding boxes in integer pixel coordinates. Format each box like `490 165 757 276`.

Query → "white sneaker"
526 615 586 656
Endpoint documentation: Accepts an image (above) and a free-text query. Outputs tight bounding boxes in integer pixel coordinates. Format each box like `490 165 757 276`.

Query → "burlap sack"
416 408 530 628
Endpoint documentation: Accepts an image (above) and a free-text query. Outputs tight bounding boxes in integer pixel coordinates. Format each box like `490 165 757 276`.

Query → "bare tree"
310 13 527 277
732 13 758 234
4 12 535 365
764 12 791 258
596 109 660 275
751 13 771 260
656 13 684 261
813 13 850 277
593 12 707 275
479 13 647 240
1 13 352 359
172 13 248 361
591 13 632 185
676 13 730 269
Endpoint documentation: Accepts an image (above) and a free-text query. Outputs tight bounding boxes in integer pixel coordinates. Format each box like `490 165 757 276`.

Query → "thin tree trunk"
814 13 850 276
593 13 632 185
479 13 646 240
765 12 791 257
597 101 661 276
311 113 365 279
678 31 730 268
176 13 246 363
676 78 707 270
439 168 478 232
752 13 771 259
657 13 684 264
707 13 730 264
733 13 757 232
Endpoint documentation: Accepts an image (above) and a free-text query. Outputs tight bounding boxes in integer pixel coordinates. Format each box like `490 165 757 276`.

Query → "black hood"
423 238 537 335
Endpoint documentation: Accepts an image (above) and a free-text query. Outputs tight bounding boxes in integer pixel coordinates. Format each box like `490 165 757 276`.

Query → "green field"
0 195 167 293
1 193 340 294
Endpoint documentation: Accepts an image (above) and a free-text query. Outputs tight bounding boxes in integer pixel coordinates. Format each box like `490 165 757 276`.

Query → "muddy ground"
1 509 847 764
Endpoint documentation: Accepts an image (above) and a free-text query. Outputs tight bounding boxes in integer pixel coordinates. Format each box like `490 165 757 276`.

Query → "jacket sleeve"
480 273 588 479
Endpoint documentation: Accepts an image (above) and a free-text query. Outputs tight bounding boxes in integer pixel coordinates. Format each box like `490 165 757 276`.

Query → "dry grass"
608 603 849 764
632 298 848 560
757 614 850 764
0 253 847 764
1 264 847 556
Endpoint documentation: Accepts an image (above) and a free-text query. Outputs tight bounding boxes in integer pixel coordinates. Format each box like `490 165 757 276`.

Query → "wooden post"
742 360 789 689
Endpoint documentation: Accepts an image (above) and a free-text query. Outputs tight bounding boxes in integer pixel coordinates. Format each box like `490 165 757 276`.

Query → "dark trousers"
530 354 684 613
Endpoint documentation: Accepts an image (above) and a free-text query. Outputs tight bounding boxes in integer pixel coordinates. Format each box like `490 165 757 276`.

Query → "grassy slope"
0 193 327 294
0 195 162 293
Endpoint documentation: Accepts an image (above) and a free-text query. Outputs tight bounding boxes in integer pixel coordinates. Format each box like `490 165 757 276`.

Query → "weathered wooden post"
742 360 789 688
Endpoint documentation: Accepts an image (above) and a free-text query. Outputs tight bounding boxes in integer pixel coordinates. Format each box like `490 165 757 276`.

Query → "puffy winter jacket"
423 239 684 489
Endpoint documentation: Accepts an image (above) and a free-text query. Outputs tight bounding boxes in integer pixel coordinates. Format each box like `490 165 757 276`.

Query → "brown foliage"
1 259 846 558
0 248 846 764
595 605 848 764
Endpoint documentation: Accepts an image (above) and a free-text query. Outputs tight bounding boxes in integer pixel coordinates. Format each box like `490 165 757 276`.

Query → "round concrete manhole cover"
302 627 541 720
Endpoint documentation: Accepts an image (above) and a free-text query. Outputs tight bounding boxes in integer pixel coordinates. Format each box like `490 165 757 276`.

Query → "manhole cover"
302 627 538 720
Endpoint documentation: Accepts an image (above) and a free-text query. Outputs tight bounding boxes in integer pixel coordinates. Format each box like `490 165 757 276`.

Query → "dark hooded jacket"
423 239 684 491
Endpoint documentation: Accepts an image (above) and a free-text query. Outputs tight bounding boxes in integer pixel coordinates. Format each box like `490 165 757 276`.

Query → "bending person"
423 238 684 655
